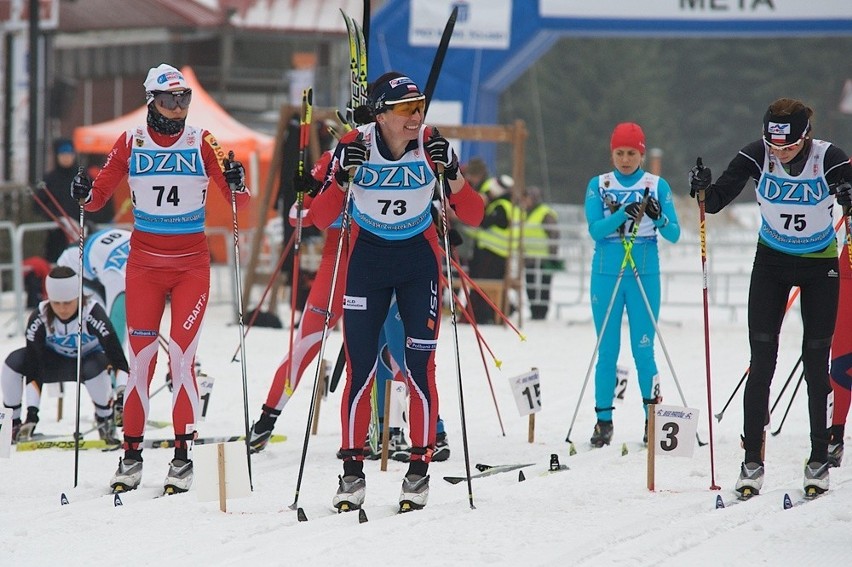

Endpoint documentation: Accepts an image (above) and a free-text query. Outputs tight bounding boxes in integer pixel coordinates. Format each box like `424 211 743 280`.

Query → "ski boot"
113 386 125 428
828 441 844 468
399 473 430 512
734 461 764 500
389 428 411 462
96 412 118 444
17 407 39 440
432 431 451 462
111 456 143 493
333 475 366 512
163 458 194 494
590 420 614 448
10 418 21 444
803 461 829 498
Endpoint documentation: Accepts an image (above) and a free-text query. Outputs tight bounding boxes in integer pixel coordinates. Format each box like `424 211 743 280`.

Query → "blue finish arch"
369 1 852 166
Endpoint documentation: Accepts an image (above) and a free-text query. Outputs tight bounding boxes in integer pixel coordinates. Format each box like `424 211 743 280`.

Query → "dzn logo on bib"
131 149 201 176
759 176 828 204
355 163 432 189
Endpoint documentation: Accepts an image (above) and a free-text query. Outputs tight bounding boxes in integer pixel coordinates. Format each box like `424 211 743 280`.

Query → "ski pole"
695 158 720 488
73 169 86 488
714 369 748 422
564 190 647 445
432 136 475 509
284 87 313 396
291 134 360 514
770 368 805 437
768 355 804 416
225 151 254 489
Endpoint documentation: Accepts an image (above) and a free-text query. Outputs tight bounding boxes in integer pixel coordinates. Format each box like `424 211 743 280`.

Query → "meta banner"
539 0 852 20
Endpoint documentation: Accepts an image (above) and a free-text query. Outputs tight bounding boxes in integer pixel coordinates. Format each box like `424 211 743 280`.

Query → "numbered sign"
198 374 215 421
509 369 541 416
614 365 630 403
0 410 11 458
653 404 700 458
388 380 409 429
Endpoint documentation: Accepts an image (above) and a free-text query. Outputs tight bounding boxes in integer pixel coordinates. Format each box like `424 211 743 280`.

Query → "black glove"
624 201 646 221
223 158 247 193
335 138 368 185
645 196 662 221
835 182 852 208
448 228 464 247
425 134 459 180
70 169 92 202
689 163 712 198
293 171 320 197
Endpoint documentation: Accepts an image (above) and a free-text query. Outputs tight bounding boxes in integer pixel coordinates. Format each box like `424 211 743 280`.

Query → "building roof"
57 0 224 33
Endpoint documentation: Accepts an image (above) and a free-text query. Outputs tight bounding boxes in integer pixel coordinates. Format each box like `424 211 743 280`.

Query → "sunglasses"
765 134 806 152
386 97 425 116
152 89 193 110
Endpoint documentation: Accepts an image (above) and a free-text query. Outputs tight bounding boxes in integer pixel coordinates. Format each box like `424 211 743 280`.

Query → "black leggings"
743 243 838 464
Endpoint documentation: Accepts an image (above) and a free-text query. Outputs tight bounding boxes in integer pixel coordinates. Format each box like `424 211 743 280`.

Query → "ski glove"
70 169 92 202
425 135 459 180
624 201 646 221
644 196 662 221
294 171 321 197
223 158 247 193
335 138 368 185
689 165 712 198
835 182 852 208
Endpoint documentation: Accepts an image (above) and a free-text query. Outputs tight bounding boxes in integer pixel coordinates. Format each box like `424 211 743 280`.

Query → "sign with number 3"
652 404 700 458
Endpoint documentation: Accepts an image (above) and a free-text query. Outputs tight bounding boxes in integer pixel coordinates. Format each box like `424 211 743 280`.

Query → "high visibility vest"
476 198 522 258
523 204 556 258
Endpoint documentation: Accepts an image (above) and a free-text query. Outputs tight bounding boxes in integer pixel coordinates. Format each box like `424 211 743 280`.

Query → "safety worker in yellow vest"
468 174 521 323
522 186 560 320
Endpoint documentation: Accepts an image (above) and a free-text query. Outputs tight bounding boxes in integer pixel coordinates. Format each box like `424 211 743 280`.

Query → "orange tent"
73 66 275 262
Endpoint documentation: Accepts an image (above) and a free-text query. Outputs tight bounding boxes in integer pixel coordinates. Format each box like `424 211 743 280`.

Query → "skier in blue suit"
583 122 681 447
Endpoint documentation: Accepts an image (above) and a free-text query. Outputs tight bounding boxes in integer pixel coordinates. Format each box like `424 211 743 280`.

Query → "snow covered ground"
2 210 849 566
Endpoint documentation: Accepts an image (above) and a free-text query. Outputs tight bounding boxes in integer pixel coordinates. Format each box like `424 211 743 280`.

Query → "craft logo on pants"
183 293 208 330
343 295 367 310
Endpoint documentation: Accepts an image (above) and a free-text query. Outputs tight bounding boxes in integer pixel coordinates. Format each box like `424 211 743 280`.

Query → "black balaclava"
147 103 185 136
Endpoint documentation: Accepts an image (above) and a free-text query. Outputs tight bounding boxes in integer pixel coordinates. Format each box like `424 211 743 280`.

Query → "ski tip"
358 508 368 523
114 493 123 507
296 507 308 522
60 492 69 506
715 494 725 509
518 470 526 483
783 493 793 510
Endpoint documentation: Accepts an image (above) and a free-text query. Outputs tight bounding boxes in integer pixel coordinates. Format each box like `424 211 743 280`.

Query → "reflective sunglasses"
152 89 193 110
765 134 805 152
386 96 425 116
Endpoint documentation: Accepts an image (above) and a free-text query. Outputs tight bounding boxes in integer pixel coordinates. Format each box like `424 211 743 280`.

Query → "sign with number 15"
508 369 541 416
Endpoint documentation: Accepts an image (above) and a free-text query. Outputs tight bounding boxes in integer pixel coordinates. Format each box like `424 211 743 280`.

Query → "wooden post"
311 359 328 436
217 443 227 513
380 380 393 472
646 404 656 491
528 366 537 443
57 383 64 421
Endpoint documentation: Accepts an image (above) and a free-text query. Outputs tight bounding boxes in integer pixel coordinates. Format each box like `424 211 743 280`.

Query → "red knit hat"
610 122 646 154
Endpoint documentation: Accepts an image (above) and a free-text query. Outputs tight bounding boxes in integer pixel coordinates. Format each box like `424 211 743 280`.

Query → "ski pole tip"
494 359 503 369
519 333 528 342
